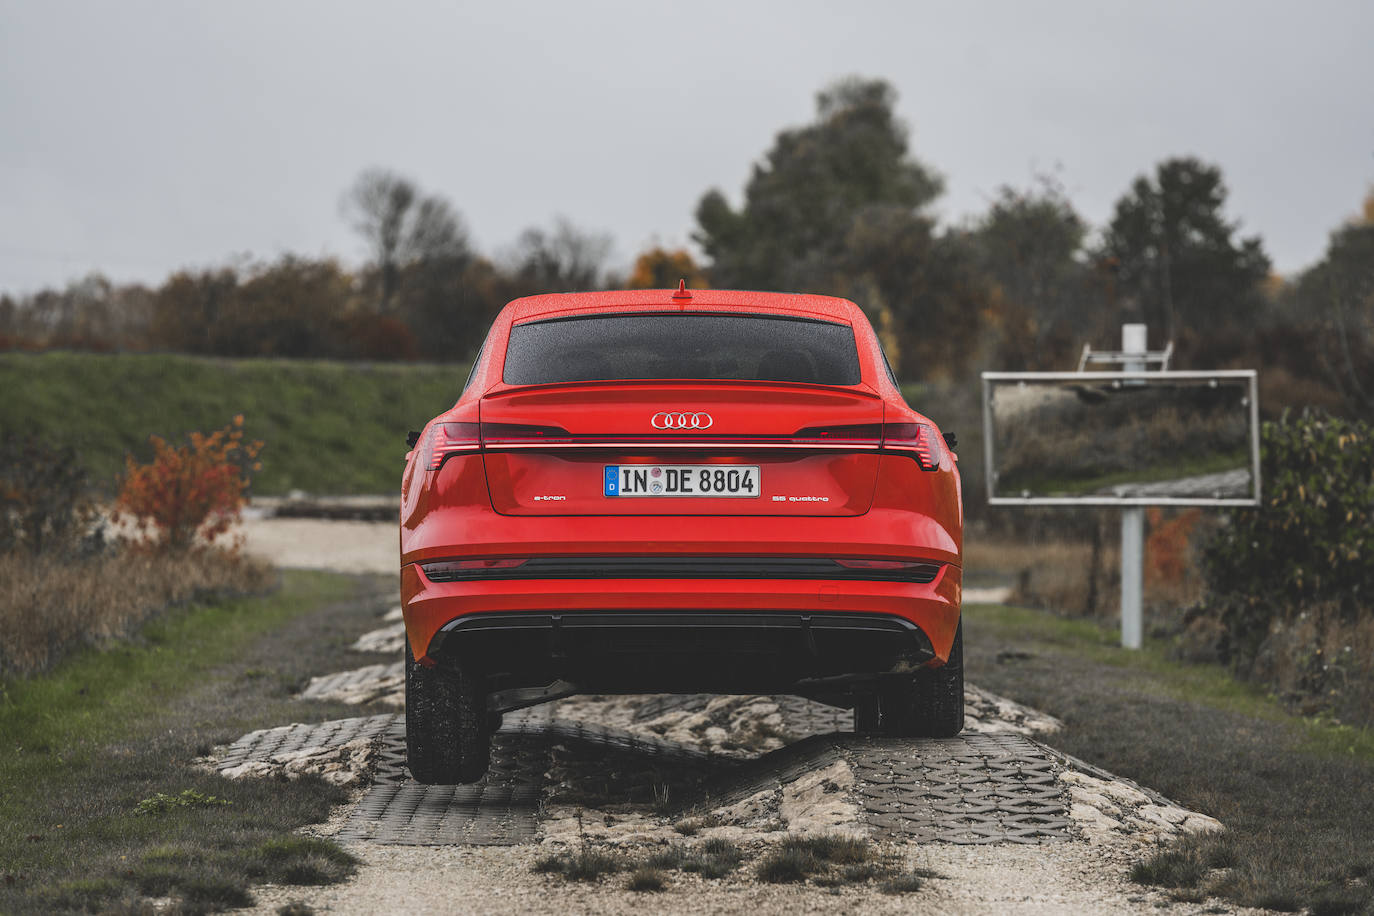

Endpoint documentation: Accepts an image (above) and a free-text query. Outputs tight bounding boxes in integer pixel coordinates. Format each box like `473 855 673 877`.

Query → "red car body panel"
399 289 962 694
478 383 885 517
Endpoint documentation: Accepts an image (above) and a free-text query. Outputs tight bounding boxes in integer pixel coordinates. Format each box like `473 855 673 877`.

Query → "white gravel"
242 841 1266 916
350 623 407 655
226 683 1237 916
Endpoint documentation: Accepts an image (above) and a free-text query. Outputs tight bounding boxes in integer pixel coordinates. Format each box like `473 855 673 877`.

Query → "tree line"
2 76 1370 419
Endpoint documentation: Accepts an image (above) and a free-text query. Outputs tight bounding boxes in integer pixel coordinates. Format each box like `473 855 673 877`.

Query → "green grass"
642 839 742 880
1 351 464 494
533 849 627 882
755 835 876 884
965 601 1374 912
964 600 1374 758
0 570 391 915
540 839 747 889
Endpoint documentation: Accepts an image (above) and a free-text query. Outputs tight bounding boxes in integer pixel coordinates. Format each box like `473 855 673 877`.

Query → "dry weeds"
967 536 1119 616
967 534 1204 620
0 548 275 676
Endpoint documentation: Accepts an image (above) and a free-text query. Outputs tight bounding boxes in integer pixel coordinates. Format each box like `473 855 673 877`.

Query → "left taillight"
425 422 481 470
424 421 573 471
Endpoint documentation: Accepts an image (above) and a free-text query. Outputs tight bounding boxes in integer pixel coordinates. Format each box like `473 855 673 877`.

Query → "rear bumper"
400 561 961 693
401 496 961 570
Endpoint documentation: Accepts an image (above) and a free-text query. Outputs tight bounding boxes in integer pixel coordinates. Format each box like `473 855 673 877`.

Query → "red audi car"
400 286 963 783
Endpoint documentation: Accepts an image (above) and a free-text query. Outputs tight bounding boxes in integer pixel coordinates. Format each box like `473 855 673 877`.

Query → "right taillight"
881 422 941 471
425 422 481 470
788 421 941 468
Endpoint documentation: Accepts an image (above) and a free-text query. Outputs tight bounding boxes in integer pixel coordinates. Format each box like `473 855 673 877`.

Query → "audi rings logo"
652 411 713 430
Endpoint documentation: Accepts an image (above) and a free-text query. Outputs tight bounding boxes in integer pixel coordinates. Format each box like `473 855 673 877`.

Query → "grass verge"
534 835 931 895
0 570 393 915
0 351 463 494
965 600 1374 913
0 547 276 676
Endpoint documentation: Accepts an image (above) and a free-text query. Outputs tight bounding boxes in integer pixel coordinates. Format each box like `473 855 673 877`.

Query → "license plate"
604 465 760 497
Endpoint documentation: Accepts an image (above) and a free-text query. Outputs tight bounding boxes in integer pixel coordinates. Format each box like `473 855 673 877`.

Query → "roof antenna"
672 278 692 301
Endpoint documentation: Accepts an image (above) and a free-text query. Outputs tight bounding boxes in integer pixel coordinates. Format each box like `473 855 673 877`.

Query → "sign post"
1119 324 1147 649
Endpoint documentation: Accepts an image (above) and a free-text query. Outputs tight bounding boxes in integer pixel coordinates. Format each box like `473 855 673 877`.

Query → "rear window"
502 313 862 386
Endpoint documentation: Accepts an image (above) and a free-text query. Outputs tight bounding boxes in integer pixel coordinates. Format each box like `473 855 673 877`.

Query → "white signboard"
981 370 1261 508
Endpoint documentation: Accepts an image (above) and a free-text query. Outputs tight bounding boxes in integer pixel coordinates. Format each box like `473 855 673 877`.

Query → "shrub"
0 434 96 556
626 867 667 892
781 834 870 865
755 847 813 884
880 873 926 894
531 849 624 882
644 847 687 870
561 849 624 882
1188 411 1374 720
116 416 263 552
756 834 874 883
1196 411 1373 662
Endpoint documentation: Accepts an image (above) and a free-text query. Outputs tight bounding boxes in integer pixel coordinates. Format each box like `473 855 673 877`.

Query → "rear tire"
880 622 965 738
405 645 490 784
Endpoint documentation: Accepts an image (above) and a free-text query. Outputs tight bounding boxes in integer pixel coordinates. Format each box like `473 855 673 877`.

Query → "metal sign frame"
980 369 1262 508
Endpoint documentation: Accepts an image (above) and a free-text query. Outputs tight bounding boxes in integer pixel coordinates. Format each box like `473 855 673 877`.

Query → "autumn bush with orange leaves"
116 416 263 552
1 417 273 676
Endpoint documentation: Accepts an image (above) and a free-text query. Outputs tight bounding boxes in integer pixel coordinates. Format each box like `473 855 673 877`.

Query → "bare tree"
511 217 612 292
342 168 470 313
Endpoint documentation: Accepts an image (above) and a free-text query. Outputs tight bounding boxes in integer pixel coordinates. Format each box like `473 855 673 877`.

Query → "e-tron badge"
652 411 713 430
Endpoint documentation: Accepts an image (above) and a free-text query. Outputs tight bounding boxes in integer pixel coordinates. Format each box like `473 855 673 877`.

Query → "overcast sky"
2 0 1371 295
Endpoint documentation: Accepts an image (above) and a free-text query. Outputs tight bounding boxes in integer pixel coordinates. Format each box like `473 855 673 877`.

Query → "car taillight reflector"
426 422 481 470
422 558 529 581
834 558 928 570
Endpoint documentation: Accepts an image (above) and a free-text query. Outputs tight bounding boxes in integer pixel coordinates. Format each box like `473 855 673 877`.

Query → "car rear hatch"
478 382 886 516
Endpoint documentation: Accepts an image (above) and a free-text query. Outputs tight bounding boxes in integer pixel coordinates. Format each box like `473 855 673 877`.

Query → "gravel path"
232 514 1262 916
244 842 1261 916
240 517 396 575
